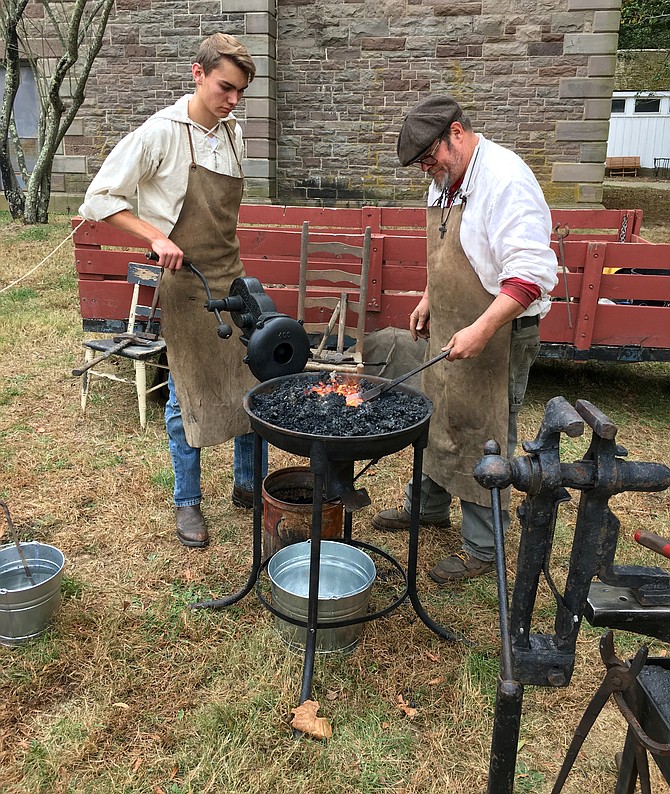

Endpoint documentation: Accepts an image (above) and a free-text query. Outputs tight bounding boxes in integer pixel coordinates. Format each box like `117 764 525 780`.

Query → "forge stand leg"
406 434 464 642
189 430 264 610
298 442 329 705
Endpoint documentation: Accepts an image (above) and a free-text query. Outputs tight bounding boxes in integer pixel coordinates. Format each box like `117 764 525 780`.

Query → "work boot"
429 550 495 584
175 505 209 548
231 485 254 509
371 507 451 532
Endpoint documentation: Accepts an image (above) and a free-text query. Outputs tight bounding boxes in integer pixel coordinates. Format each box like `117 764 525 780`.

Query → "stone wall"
275 0 622 206
47 0 277 204
31 0 622 210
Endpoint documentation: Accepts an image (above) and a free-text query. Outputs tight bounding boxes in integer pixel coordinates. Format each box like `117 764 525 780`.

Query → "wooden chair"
297 221 371 374
77 262 168 429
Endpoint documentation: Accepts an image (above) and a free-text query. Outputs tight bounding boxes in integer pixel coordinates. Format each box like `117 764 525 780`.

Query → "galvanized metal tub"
268 540 376 653
0 542 65 647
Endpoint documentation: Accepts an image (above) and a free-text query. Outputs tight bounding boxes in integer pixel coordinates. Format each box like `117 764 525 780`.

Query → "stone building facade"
32 0 623 209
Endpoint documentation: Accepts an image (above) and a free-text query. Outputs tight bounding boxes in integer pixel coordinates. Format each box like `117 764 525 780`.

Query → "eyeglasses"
413 137 443 168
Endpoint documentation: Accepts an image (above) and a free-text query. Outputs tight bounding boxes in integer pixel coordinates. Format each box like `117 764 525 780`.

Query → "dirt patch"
603 180 670 230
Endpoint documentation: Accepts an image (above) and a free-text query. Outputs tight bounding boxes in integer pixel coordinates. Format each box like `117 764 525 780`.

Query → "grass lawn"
0 212 669 794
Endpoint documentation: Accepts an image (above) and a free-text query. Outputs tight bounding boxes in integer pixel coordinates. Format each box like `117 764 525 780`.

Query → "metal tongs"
354 348 452 403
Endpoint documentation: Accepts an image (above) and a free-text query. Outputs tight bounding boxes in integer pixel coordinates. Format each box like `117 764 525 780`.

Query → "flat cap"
397 95 463 166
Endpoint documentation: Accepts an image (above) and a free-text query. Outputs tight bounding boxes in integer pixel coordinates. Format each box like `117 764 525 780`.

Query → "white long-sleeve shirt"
427 134 558 318
79 95 244 236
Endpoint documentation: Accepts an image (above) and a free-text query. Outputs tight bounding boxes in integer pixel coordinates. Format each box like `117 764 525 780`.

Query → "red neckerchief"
446 174 465 206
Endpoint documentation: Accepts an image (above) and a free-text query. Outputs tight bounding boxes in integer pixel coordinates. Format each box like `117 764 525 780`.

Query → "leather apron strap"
159 125 255 448
422 203 511 508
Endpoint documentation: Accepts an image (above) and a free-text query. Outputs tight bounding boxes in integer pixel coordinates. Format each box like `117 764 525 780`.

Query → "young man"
79 33 268 548
372 95 558 582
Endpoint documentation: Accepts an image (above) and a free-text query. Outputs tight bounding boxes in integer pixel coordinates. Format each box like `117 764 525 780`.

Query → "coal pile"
249 374 430 437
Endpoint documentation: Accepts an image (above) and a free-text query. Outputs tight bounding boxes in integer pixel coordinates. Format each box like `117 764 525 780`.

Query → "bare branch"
1 0 115 222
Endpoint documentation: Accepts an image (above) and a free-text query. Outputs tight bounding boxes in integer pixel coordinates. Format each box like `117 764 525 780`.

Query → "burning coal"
249 373 430 437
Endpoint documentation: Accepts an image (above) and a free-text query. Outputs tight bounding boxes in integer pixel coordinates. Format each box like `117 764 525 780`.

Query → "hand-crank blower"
148 253 311 382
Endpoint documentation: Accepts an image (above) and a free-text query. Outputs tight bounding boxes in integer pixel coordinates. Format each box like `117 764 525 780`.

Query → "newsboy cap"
397 95 463 166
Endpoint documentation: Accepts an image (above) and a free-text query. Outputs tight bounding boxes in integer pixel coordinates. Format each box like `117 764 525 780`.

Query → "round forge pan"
244 372 432 461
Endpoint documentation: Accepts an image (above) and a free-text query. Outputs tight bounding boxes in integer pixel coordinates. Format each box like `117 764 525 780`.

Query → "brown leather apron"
159 125 255 448
422 203 511 508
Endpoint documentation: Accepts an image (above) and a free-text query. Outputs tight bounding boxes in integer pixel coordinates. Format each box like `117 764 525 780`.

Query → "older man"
372 95 558 582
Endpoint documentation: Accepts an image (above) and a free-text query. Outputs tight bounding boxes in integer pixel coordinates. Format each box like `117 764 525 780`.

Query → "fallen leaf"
169 765 178 781
381 721 390 729
325 689 339 701
427 676 443 686
130 756 142 773
290 700 333 740
396 694 417 719
425 650 440 662
152 787 166 794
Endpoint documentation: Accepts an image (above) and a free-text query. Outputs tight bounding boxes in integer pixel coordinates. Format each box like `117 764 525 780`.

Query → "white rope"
0 217 87 294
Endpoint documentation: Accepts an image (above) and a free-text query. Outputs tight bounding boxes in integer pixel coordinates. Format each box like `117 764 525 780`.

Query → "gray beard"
433 172 450 192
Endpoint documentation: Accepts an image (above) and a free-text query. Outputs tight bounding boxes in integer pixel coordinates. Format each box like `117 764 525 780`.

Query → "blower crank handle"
146 252 232 338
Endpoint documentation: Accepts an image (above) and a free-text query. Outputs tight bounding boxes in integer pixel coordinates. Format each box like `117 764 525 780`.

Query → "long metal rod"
491 485 514 680
298 444 328 706
0 500 35 586
487 480 524 794
357 348 452 403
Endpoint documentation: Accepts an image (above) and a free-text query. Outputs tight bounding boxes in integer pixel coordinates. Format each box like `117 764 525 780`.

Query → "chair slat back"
298 222 371 372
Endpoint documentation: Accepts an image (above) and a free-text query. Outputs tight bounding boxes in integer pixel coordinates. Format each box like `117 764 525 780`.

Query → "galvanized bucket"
268 540 376 653
0 542 65 647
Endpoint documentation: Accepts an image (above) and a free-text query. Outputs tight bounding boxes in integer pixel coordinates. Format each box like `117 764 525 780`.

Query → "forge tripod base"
191 429 464 706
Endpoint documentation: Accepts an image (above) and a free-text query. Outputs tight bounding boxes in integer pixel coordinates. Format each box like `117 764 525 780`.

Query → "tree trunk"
22 0 115 223
0 0 29 219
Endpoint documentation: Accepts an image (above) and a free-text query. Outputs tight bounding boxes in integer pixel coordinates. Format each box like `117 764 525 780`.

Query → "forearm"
473 293 525 338
103 210 184 270
445 293 524 359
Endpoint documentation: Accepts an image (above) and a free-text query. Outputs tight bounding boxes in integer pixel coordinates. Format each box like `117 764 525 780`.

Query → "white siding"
607 92 670 169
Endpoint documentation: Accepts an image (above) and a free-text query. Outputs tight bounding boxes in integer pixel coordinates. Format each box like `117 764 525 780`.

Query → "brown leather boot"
429 549 494 583
231 485 254 509
371 506 451 532
176 505 209 548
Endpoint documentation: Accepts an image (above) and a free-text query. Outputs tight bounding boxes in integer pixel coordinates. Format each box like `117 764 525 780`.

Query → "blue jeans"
165 373 267 506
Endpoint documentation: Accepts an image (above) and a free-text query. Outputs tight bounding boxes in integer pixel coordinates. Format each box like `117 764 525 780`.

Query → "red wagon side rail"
72 206 669 362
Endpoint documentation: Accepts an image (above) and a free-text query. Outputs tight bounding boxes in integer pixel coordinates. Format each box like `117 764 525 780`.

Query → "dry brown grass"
0 214 669 793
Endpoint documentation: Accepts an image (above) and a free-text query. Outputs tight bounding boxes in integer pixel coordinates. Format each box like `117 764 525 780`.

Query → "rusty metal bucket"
262 467 343 559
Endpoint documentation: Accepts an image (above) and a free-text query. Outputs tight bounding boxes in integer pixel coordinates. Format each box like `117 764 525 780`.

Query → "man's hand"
151 237 184 271
410 295 430 341
443 324 490 359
